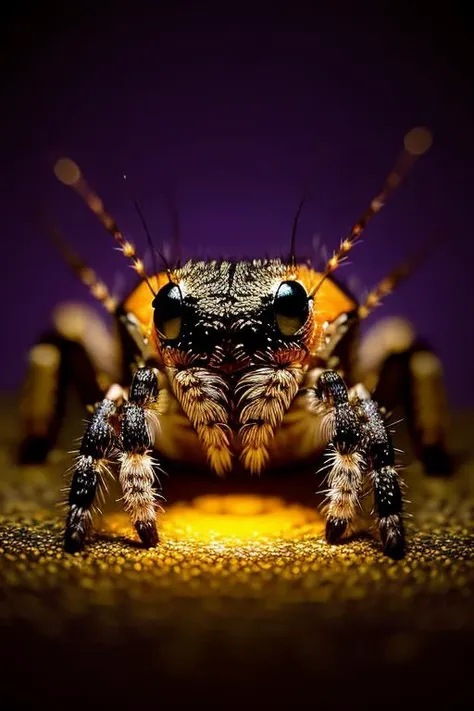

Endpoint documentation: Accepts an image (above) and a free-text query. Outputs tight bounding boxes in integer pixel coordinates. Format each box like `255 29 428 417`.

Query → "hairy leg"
315 370 405 559
64 393 120 553
355 396 405 559
315 370 365 544
118 367 162 548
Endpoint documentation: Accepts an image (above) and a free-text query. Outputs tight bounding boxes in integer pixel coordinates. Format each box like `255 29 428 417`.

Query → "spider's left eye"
274 280 309 336
152 282 183 340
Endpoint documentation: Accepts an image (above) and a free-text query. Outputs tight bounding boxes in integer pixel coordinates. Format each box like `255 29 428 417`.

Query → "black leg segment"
357 398 405 559
316 370 364 545
315 370 407 559
118 367 161 548
64 398 117 553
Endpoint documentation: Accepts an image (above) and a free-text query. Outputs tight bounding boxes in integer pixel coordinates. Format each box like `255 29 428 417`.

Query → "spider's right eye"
273 279 309 336
152 282 183 340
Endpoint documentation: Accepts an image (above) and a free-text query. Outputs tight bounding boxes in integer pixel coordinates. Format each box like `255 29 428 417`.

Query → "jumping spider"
19 127 450 559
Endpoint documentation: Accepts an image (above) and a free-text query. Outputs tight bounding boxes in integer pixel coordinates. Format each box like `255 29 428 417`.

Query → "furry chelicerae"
19 127 450 559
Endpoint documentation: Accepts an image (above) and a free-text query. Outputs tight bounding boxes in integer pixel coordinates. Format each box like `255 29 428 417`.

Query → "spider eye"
152 282 183 340
274 280 309 336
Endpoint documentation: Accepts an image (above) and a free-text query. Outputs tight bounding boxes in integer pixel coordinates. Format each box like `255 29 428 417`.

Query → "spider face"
151 259 316 373
118 257 356 476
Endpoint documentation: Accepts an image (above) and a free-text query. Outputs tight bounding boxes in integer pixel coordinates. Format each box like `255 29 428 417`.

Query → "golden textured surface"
1 397 473 709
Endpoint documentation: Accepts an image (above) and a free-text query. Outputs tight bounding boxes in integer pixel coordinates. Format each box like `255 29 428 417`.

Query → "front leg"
315 370 365 545
64 396 119 553
315 370 406 559
118 367 162 548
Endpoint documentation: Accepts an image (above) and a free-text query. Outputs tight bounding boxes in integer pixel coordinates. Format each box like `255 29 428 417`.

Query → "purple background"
1 4 473 406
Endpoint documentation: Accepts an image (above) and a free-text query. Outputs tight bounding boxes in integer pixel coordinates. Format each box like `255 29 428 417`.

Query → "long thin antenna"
54 158 156 296
358 230 446 319
35 209 117 313
310 126 433 298
121 172 160 279
158 250 173 282
289 194 308 267
133 198 159 277
167 197 182 270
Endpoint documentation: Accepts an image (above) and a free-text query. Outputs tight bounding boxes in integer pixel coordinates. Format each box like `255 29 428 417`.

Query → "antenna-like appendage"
289 194 308 268
35 210 117 313
54 158 156 296
168 197 182 271
310 126 433 297
358 230 446 319
121 171 160 279
358 260 416 320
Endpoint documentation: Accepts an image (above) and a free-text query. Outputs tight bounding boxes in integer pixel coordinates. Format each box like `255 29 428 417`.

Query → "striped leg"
315 371 406 559
64 397 118 553
315 371 365 544
355 397 405 559
118 367 162 548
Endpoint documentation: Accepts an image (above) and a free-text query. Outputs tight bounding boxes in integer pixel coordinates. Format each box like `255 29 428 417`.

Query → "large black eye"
152 282 183 340
274 280 309 336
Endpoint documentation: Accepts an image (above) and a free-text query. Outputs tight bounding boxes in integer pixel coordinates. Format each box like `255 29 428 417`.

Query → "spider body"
19 127 450 559
120 260 357 474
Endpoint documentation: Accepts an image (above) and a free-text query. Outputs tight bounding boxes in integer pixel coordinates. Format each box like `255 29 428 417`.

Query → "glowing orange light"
105 494 324 547
370 197 384 213
122 241 136 258
53 158 81 186
102 215 115 230
87 196 104 214
404 126 433 156
91 282 108 301
134 258 146 276
166 495 323 542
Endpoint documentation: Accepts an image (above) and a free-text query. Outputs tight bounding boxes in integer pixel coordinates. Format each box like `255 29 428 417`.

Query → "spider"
19 126 450 559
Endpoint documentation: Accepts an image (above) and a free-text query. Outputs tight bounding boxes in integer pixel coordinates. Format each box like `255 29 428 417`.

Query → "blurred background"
0 4 473 710
0 1 473 407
